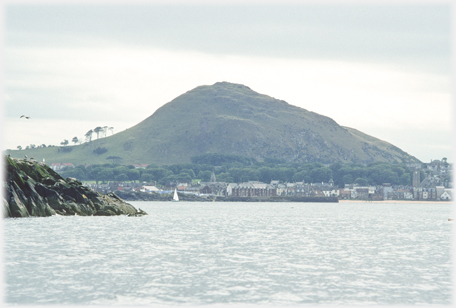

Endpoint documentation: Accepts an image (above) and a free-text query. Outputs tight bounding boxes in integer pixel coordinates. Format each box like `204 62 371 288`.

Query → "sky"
2 1 453 163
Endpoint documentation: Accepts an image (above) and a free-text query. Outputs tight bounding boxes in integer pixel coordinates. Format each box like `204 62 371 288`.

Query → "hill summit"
111 81 419 165
7 82 420 165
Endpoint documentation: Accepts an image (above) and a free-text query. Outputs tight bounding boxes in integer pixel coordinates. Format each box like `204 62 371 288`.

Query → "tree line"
16 126 114 151
58 153 424 187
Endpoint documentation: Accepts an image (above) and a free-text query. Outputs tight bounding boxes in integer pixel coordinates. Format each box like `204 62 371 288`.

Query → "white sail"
173 188 179 202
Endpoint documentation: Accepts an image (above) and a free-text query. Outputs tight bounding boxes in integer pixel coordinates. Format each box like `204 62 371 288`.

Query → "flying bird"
20 115 30 119
24 155 28 159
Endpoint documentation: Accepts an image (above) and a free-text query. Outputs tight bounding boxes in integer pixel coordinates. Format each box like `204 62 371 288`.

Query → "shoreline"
338 199 453 204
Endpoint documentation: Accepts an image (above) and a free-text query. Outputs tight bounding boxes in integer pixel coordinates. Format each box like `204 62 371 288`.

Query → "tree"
127 169 141 183
17 145 22 150
85 130 93 143
115 173 129 182
60 139 69 147
354 178 369 186
93 147 108 155
273 167 295 182
89 167 104 187
72 137 79 145
332 165 353 187
103 126 108 138
180 168 196 179
198 170 212 182
367 165 399 185
292 170 311 183
94 127 103 146
242 168 259 181
391 166 405 177
140 173 153 182
106 156 123 164
178 172 193 183
227 168 243 183
99 169 114 183
258 167 273 183
113 165 130 176
310 167 332 183
123 140 133 152
167 173 192 184
147 168 172 182
216 172 234 183
109 127 114 135
399 173 411 186
342 174 353 185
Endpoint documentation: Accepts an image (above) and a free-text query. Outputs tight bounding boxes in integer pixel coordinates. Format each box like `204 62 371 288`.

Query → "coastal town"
64 159 452 202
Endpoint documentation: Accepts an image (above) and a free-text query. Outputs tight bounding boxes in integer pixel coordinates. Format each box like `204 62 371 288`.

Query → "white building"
139 185 162 193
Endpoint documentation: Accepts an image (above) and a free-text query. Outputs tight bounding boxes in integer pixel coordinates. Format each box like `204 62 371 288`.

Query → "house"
200 185 213 195
355 188 369 200
199 182 227 196
321 187 333 197
286 183 296 196
270 180 280 186
329 188 340 197
251 183 276 197
440 190 452 200
185 186 201 195
177 183 188 191
50 163 74 171
139 185 162 193
393 188 413 200
230 182 276 198
295 182 308 196
436 186 446 199
404 191 413 200
311 189 325 197
339 189 351 200
226 183 237 196
382 184 393 200
276 184 287 196
350 189 358 199
50 163 62 171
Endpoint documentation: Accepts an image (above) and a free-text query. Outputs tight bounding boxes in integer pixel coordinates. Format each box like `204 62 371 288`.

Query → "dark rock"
3 156 147 218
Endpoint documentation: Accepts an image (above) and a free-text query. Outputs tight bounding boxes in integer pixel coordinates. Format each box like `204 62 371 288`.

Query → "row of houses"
340 184 452 201
85 177 452 201
121 180 453 201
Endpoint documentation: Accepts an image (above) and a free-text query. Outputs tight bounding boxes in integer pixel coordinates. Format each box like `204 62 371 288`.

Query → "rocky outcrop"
3 156 147 218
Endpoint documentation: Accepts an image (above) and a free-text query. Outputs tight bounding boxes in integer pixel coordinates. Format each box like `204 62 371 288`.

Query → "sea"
3 201 453 305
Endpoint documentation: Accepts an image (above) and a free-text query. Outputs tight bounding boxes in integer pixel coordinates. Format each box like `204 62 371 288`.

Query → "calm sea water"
3 201 453 305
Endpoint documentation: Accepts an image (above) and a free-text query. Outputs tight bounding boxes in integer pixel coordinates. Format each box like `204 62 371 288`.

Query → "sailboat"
173 188 179 202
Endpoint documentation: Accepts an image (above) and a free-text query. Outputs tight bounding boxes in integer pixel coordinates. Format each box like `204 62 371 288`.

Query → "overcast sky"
2 1 452 163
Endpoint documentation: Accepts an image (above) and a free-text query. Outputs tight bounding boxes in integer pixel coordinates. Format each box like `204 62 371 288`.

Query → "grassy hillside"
6 82 421 166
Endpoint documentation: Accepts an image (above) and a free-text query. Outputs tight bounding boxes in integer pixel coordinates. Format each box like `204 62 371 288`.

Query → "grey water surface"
3 202 453 305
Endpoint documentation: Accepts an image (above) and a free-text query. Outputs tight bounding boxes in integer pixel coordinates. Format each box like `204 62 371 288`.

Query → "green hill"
6 82 420 166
